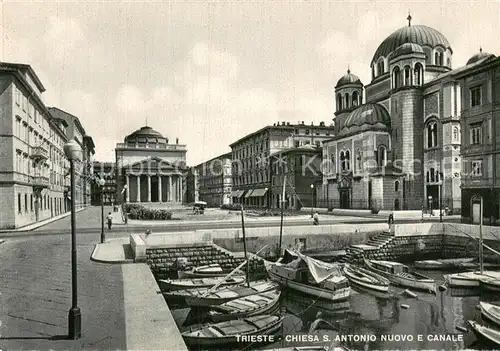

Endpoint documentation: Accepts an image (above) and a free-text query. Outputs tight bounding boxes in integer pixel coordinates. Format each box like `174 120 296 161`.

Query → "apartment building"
91 161 117 206
196 152 232 207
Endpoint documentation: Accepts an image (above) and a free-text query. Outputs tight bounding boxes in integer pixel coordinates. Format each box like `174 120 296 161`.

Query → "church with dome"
320 15 500 220
115 126 187 204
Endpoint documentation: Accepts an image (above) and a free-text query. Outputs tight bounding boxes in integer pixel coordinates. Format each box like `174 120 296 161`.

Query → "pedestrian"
107 212 113 230
313 211 319 225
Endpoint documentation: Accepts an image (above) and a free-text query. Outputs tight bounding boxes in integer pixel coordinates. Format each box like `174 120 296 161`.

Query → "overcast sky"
2 0 499 165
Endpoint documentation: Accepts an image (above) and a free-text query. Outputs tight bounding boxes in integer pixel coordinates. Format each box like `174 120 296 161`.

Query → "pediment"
128 157 185 172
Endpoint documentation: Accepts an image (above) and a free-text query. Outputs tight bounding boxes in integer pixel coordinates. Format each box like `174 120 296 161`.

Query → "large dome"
341 103 390 134
124 126 168 143
467 48 495 65
389 42 424 60
336 69 363 88
372 25 452 64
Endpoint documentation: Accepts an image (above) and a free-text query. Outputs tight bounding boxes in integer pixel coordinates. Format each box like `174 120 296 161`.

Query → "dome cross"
407 11 412 27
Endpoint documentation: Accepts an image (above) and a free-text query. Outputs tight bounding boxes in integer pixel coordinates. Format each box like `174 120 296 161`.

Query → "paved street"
0 234 127 350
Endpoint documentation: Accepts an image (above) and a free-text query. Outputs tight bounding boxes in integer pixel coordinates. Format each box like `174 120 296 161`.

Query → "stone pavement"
0 207 88 233
33 205 118 232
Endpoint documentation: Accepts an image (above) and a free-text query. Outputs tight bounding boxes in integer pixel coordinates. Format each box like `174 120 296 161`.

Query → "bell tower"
334 68 363 134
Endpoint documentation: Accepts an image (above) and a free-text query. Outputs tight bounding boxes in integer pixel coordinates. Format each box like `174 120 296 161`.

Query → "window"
453 126 459 141
352 91 359 106
377 60 384 76
25 194 28 212
392 66 401 89
414 63 423 86
356 149 362 171
395 181 399 192
470 86 481 107
471 160 482 176
378 146 387 167
18 194 21 213
340 150 351 172
427 122 438 148
344 93 350 109
434 51 444 65
404 66 411 86
337 93 343 111
470 123 482 144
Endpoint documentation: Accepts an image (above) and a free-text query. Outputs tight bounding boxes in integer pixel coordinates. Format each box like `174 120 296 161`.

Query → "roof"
389 42 424 60
269 145 321 157
196 151 232 167
426 54 499 85
340 103 391 135
0 61 46 92
48 107 87 135
125 126 167 143
335 69 363 89
467 48 495 65
372 24 452 64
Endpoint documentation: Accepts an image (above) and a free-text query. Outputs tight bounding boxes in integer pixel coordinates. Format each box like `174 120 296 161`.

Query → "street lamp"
98 177 106 243
265 187 268 209
63 138 82 340
310 184 314 218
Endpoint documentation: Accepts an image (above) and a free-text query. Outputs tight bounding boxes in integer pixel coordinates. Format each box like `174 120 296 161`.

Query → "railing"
115 143 187 151
30 146 49 160
31 176 50 188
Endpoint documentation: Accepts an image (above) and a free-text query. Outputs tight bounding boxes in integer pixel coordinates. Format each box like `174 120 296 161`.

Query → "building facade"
0 62 71 229
196 152 232 207
185 167 199 204
270 146 322 210
230 121 334 207
115 126 187 204
321 17 472 213
91 161 117 206
48 107 95 208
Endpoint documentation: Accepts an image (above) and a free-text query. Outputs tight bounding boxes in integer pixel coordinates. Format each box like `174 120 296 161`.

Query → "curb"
0 207 88 233
90 243 135 265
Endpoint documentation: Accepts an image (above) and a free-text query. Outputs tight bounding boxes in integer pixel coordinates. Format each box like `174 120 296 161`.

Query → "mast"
240 202 250 287
279 175 286 254
479 196 484 274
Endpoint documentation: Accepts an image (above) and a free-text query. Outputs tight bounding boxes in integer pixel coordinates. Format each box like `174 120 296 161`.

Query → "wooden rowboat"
468 320 500 347
445 271 500 288
342 263 390 292
480 278 500 292
158 275 246 291
479 301 500 327
414 257 475 270
182 314 283 347
178 263 243 279
165 280 279 307
363 257 436 293
208 288 281 322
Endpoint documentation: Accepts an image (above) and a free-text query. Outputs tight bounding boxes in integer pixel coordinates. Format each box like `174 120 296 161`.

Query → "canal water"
169 269 499 351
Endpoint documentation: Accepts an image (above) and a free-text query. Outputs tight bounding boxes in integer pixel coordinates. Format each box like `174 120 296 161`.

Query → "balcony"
461 176 494 188
30 146 49 161
115 143 187 151
31 176 50 189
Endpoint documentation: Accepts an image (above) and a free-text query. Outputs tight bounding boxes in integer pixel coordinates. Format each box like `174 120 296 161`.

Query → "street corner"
90 239 134 264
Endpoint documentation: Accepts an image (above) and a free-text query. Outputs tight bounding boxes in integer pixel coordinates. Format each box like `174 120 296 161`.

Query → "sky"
1 0 499 165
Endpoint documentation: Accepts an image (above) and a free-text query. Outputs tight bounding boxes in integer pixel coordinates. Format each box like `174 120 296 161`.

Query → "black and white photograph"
0 0 500 350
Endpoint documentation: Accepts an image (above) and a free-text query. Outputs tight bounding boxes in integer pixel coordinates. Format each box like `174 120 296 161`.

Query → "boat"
265 249 350 302
479 301 500 326
181 314 283 347
445 270 500 288
468 320 500 348
158 275 246 291
208 288 281 322
414 257 475 270
178 263 243 279
363 257 436 293
480 278 500 292
342 263 390 292
165 280 279 307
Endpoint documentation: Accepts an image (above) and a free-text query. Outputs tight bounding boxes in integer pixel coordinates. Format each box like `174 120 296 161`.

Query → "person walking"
107 212 113 230
313 211 319 225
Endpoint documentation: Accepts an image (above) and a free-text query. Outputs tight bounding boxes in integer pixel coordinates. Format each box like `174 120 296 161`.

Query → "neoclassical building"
319 16 491 213
115 126 187 204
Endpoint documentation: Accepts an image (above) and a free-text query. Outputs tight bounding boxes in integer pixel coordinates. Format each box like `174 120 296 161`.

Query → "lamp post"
98 177 106 243
63 139 82 340
265 187 268 209
310 184 314 218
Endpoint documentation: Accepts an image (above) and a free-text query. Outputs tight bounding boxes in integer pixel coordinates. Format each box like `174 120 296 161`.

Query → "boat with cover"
342 263 390 292
414 257 475 270
445 270 500 288
158 275 246 291
208 288 281 322
165 279 279 307
479 301 500 326
265 249 350 301
178 263 243 279
363 257 436 293
468 320 500 347
182 314 283 347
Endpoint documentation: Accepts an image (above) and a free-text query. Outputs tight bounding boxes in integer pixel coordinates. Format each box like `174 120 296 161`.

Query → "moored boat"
479 301 500 326
266 249 350 302
414 257 475 270
182 314 283 347
445 271 500 288
158 275 246 291
208 288 281 322
363 257 436 293
468 320 500 347
342 263 390 292
165 280 279 307
178 263 243 279
480 278 500 292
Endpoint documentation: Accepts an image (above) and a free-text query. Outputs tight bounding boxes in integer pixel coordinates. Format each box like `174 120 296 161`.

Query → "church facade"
115 126 187 204
320 16 497 214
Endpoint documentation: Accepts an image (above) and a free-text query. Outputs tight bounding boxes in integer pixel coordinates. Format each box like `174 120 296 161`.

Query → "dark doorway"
151 177 159 202
394 198 400 210
340 190 350 209
426 185 438 209
368 180 372 208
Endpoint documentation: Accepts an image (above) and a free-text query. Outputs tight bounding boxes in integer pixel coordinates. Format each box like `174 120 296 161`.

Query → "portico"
125 173 184 203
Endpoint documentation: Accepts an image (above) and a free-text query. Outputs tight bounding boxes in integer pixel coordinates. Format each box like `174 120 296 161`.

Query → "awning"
244 189 254 198
250 188 268 197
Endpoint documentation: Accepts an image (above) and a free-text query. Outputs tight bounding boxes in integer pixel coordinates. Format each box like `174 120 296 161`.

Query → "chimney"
301 121 305 125
287 122 291 126
311 122 314 126
176 138 179 144
282 121 286 126
320 121 325 126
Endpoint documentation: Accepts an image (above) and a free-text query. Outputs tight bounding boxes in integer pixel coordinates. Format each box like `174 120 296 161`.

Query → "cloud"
44 16 86 63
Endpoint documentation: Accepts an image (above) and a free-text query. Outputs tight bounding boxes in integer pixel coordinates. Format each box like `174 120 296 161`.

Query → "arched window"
352 91 359 106
426 122 438 148
356 149 362 171
453 126 459 141
434 52 439 65
339 151 345 172
435 169 440 182
404 66 411 86
395 181 399 192
426 171 430 183
392 66 401 89
447 58 451 67
439 52 444 65
430 167 435 182
377 60 384 76
378 146 387 167
345 93 350 109
337 93 343 111
414 63 423 86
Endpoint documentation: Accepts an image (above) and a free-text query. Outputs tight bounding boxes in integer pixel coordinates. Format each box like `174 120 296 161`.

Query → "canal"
169 269 498 351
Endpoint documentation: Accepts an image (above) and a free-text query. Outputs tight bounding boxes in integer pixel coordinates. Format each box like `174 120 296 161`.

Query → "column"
147 175 151 202
136 175 141 202
158 175 162 202
126 175 130 202
178 177 182 203
168 176 173 201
